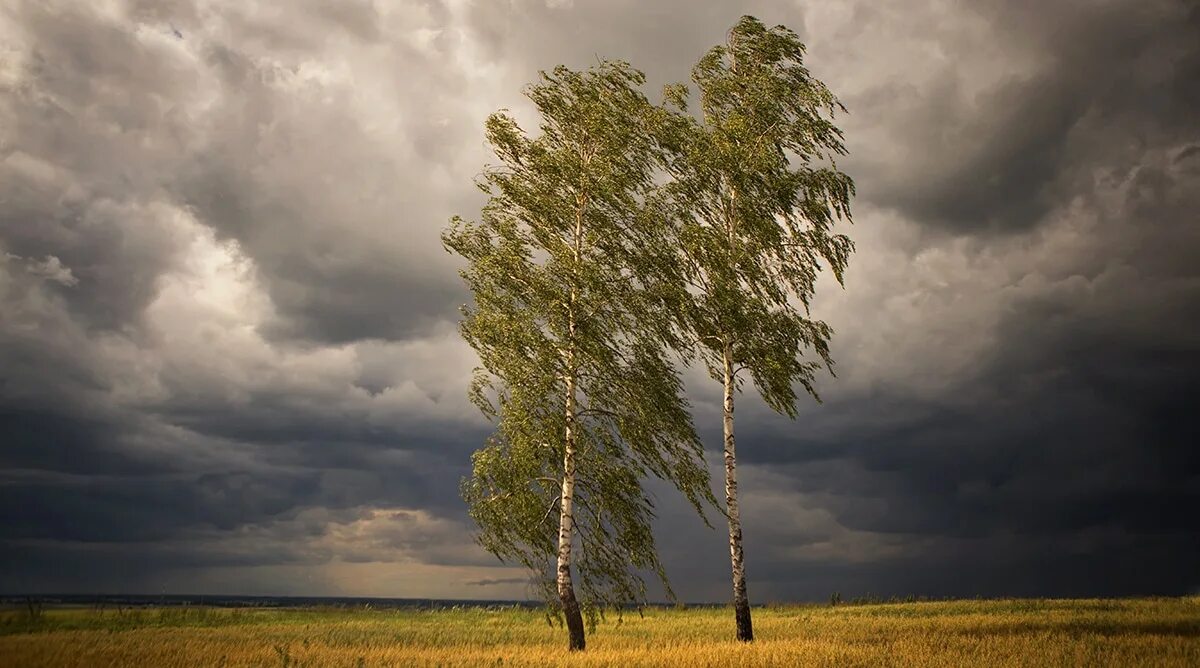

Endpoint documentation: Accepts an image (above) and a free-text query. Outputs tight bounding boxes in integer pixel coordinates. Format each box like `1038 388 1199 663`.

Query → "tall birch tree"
668 16 856 642
443 62 713 652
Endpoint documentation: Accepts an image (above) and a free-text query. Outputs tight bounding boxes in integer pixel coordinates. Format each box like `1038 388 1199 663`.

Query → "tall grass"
1 597 1196 666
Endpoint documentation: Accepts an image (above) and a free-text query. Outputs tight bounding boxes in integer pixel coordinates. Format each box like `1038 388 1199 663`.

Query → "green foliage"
444 15 854 643
444 61 715 626
668 15 856 408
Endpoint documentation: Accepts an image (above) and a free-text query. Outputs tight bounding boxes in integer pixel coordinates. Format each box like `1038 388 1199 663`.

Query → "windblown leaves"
444 61 714 626
668 15 856 408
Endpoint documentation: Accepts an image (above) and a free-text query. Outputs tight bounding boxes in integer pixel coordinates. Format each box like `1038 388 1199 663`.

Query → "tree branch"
541 495 562 526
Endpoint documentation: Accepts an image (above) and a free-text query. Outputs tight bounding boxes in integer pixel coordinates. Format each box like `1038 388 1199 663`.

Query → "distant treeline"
0 594 541 610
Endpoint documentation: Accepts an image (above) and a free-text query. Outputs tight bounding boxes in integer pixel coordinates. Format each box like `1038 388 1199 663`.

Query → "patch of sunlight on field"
1 597 1197 667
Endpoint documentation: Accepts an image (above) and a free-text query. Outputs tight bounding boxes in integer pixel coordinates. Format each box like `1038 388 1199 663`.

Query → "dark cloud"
0 409 167 476
0 0 1196 601
704 118 1200 597
848 0 1200 232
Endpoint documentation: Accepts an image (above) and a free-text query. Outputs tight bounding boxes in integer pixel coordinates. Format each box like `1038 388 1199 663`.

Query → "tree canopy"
444 61 714 650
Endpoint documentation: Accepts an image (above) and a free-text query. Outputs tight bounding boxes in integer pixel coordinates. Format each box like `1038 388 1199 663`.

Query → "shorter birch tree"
444 61 713 652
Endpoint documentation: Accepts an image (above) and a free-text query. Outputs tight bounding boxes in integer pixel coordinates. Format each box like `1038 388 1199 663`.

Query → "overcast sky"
1 0 1197 602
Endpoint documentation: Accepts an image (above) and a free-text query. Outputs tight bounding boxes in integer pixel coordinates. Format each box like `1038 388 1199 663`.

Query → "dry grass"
1 597 1197 666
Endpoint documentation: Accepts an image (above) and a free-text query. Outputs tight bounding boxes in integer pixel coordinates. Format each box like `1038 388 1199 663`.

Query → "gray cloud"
0 0 1196 601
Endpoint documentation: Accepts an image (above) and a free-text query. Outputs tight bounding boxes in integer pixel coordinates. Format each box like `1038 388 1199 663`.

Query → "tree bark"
556 357 586 651
556 468 585 650
724 343 753 642
555 170 587 652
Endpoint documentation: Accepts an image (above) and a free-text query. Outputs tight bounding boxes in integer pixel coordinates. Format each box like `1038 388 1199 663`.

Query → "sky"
1 0 1197 603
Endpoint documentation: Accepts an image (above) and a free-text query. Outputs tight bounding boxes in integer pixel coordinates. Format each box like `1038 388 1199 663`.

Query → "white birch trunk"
724 343 754 642
556 172 588 651
556 367 585 650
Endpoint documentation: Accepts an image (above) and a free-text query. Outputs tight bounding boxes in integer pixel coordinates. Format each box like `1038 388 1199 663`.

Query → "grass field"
1 597 1197 666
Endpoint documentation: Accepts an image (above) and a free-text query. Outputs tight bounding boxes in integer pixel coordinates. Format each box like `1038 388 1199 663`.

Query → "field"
1 597 1197 667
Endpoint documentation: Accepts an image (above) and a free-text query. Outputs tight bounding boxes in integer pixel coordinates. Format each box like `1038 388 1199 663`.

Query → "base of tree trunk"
562 591 587 651
734 598 754 642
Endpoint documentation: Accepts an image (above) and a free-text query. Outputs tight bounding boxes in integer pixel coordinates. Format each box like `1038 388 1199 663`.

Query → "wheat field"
1 597 1197 667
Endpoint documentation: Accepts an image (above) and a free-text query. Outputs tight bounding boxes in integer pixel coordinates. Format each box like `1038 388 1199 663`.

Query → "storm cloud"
1 0 1196 601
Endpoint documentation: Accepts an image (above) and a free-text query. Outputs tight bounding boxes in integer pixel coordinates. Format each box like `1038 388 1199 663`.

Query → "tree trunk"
723 344 753 642
556 186 586 652
556 368 586 651
558 564 586 652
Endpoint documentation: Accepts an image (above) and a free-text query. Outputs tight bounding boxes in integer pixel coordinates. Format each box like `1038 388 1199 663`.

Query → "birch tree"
668 16 855 642
443 62 713 652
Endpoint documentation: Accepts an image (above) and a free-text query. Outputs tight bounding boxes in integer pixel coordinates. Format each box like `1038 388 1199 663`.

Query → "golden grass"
1 597 1197 667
